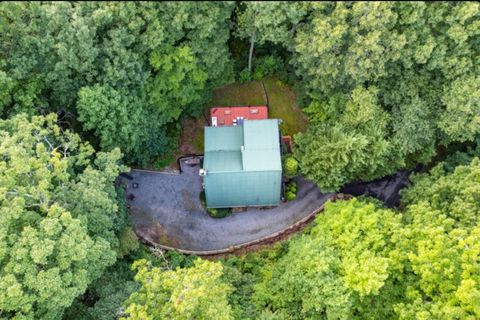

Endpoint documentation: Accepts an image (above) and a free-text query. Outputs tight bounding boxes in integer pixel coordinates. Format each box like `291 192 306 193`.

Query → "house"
210 106 268 126
201 119 282 208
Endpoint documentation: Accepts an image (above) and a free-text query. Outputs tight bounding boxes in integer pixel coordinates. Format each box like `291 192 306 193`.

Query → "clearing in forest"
158 77 307 169
209 76 308 136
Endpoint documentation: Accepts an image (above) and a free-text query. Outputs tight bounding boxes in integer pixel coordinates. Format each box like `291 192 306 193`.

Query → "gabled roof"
242 120 282 171
204 119 281 173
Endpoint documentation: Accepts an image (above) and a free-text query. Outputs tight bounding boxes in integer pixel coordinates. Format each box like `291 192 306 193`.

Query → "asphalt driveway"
125 158 333 253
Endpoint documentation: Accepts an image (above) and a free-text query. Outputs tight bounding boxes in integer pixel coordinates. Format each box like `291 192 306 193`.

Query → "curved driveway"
126 162 333 253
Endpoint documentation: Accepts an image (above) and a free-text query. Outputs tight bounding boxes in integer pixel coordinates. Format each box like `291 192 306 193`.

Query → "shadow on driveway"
125 158 333 252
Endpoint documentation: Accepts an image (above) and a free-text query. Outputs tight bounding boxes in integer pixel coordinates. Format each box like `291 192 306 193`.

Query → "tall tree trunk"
248 31 256 73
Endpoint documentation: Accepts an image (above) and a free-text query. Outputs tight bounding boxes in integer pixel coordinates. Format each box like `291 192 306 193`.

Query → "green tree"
146 45 207 123
0 114 126 319
387 157 480 319
254 199 401 319
0 2 236 164
63 259 140 320
438 75 480 143
292 2 480 189
122 259 233 320
391 203 480 319
236 1 307 72
401 157 480 228
294 87 392 191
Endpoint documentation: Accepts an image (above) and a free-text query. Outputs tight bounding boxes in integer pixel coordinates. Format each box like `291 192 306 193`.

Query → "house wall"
204 170 282 208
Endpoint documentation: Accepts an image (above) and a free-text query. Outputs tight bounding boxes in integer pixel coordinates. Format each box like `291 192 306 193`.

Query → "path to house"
125 158 334 255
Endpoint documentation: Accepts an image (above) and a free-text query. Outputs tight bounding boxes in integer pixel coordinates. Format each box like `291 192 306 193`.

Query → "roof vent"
199 168 207 176
240 145 245 151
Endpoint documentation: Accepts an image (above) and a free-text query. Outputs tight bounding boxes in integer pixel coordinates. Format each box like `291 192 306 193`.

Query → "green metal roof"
203 119 282 208
204 171 282 208
203 151 242 172
243 119 280 150
243 149 281 171
204 119 281 174
204 126 243 152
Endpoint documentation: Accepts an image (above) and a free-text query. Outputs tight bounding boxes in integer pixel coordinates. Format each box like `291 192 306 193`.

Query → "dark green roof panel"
202 119 282 208
204 126 243 152
203 151 242 172
204 170 282 208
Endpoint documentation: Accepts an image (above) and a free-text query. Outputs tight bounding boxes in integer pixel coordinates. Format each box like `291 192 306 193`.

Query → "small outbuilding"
201 119 282 208
210 106 268 126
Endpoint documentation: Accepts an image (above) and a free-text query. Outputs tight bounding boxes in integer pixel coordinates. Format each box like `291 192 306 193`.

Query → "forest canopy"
0 1 479 320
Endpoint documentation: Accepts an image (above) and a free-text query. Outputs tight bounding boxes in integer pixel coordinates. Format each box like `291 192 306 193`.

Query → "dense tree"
292 1 480 190
236 1 307 72
401 157 480 228
122 259 232 320
438 75 480 143
0 113 126 319
254 199 401 319
63 259 139 320
251 156 480 319
0 2 235 164
1 3 479 319
391 203 480 319
387 157 480 319
295 87 393 191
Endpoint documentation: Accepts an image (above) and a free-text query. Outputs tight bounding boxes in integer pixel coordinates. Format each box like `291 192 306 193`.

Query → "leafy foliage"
438 75 480 143
283 156 299 177
223 156 480 319
295 87 392 191
122 259 233 320
254 199 401 319
236 2 307 49
1 3 479 320
0 2 235 164
0 114 125 319
401 157 480 228
285 181 297 201
63 259 139 320
391 203 480 319
292 2 480 190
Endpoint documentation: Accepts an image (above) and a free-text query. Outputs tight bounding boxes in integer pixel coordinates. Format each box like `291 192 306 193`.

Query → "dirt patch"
167 116 206 168
178 117 205 155
135 222 182 248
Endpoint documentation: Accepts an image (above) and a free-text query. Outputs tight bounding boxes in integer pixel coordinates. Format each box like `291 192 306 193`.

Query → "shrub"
253 55 282 80
207 207 231 219
284 156 299 177
286 191 296 201
239 68 252 83
285 181 297 201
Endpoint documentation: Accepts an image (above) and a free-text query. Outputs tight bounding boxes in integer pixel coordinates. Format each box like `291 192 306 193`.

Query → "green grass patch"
210 81 266 106
192 129 204 152
169 76 306 170
151 152 176 170
264 76 308 136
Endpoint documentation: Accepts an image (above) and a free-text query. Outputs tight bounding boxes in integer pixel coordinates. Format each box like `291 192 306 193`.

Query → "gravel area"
125 157 333 252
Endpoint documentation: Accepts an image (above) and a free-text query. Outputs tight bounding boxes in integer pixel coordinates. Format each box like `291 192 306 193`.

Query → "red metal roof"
210 106 268 126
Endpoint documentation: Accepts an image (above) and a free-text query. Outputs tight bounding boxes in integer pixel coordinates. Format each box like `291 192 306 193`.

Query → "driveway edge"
137 193 351 256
